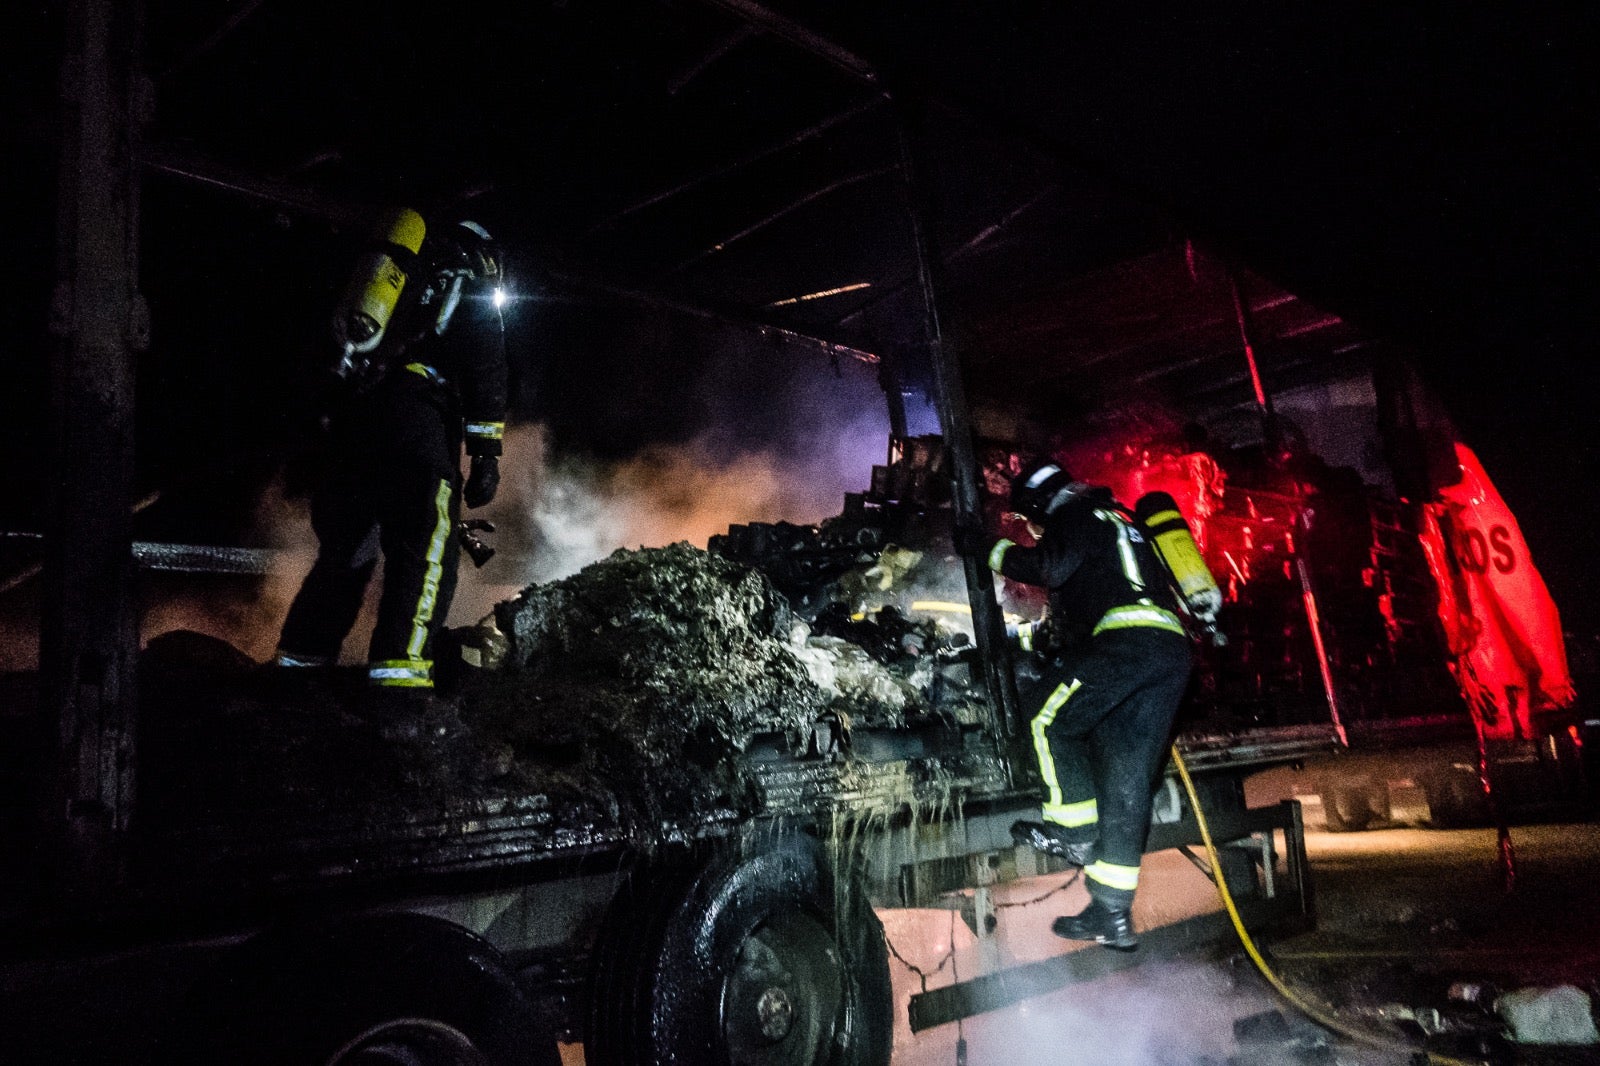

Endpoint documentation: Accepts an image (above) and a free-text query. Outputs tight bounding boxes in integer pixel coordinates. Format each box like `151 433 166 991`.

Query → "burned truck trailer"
23 3 1592 1060
0 500 1317 1065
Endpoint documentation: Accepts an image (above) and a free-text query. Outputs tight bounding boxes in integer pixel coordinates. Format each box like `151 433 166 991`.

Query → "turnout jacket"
362 236 508 458
989 487 1186 647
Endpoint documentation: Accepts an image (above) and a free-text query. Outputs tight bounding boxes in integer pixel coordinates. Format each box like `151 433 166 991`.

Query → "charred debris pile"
141 539 985 832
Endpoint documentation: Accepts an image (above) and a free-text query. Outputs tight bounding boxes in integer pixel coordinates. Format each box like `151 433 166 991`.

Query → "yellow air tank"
333 207 427 355
1135 491 1223 627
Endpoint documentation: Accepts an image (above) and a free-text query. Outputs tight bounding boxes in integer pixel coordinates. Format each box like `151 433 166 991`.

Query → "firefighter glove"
951 521 990 558
464 455 500 509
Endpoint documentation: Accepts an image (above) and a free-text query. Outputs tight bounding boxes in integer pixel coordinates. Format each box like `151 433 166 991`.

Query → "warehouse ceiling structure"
11 3 1599 579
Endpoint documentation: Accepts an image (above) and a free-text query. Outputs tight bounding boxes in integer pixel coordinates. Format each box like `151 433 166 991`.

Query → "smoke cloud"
128 407 889 661
447 418 887 624
138 474 320 662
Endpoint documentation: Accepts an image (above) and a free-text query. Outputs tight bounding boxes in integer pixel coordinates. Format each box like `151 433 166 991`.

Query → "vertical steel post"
1228 270 1284 462
892 95 1019 740
42 0 149 892
1294 538 1350 747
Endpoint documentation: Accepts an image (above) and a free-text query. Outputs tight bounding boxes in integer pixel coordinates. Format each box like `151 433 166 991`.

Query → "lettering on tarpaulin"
1453 525 1516 575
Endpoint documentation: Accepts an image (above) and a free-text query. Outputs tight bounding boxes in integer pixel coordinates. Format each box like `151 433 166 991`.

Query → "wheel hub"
722 912 844 1065
755 986 796 1041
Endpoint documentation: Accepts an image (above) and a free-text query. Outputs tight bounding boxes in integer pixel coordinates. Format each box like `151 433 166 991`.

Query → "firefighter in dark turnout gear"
964 458 1192 950
274 213 508 696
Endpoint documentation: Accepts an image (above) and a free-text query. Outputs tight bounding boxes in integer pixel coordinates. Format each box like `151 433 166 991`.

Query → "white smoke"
126 404 889 660
882 852 1299 1066
446 420 886 625
117 404 904 658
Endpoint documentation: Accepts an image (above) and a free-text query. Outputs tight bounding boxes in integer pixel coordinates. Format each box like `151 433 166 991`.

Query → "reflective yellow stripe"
1093 605 1186 637
406 479 454 659
465 421 504 440
368 659 432 687
1017 621 1036 652
404 362 443 384
987 538 1015 573
1086 860 1141 892
1030 678 1081 811
1145 509 1184 528
1043 797 1098 828
1097 509 1146 592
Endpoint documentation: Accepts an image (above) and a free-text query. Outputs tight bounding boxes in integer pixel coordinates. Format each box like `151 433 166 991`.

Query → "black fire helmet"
1009 458 1076 522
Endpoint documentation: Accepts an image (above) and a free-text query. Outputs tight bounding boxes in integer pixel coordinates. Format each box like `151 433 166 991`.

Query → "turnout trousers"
1023 626 1192 908
278 375 462 688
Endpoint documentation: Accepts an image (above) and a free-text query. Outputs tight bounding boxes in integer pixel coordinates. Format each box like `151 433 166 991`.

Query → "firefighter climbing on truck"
956 458 1198 949
272 209 510 715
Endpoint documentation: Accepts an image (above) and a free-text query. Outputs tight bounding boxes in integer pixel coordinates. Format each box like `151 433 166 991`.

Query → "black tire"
1320 785 1374 833
1425 766 1491 829
586 833 893 1066
164 912 560 1066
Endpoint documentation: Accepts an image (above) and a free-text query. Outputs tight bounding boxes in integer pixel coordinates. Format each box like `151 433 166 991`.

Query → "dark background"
6 3 1598 626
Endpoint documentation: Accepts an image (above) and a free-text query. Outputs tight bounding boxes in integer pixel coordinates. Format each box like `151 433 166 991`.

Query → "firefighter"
273 212 509 713
956 458 1192 950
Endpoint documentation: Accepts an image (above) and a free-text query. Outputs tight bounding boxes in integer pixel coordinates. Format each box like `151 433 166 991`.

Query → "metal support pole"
1293 510 1350 747
892 95 1019 740
1228 269 1286 464
42 0 148 893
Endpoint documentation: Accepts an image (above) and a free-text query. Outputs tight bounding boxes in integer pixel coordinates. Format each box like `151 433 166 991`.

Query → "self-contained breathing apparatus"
330 211 505 386
1133 490 1226 647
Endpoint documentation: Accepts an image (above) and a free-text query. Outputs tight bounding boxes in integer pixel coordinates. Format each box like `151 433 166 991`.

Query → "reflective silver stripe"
1031 678 1081 812
1086 860 1141 892
1044 797 1098 828
406 479 454 659
1093 605 1186 636
1023 463 1061 489
274 651 331 668
465 421 505 440
987 538 1015 573
1044 487 1077 514
368 660 432 687
434 275 464 334
1097 509 1145 591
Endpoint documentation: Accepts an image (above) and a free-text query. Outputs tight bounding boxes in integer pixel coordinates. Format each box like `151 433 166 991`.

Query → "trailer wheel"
164 912 559 1066
586 833 893 1066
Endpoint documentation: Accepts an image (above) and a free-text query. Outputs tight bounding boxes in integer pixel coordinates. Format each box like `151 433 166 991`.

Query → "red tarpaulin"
1418 442 1576 740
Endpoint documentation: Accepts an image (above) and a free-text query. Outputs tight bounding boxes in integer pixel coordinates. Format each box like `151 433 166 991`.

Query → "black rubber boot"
1051 900 1137 951
1010 820 1098 866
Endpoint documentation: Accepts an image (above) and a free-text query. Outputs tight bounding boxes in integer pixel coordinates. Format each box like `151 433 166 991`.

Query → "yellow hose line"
1170 744 1484 1066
